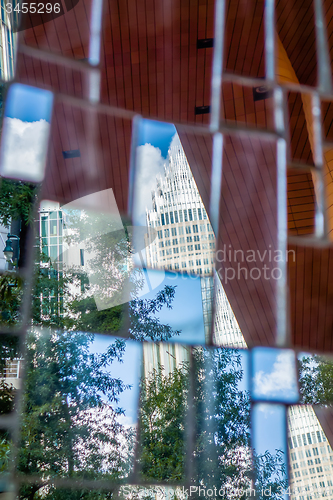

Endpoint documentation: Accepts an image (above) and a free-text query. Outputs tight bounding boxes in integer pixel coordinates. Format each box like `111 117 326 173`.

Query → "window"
188 245 193 251
171 228 177 236
181 262 187 268
184 209 188 222
170 212 174 224
158 230 163 239
196 259 201 266
187 236 192 243
173 247 179 254
180 237 185 244
193 224 198 233
195 244 201 250
313 448 319 456
188 209 193 221
165 213 169 224
165 240 171 246
159 242 164 248
186 226 191 234
179 227 184 235
164 229 170 237
198 208 202 220
174 211 179 223
194 235 199 241
179 210 183 222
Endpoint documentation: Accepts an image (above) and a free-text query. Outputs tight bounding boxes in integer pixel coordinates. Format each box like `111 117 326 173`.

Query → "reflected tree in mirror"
138 347 288 497
18 330 135 497
298 354 333 405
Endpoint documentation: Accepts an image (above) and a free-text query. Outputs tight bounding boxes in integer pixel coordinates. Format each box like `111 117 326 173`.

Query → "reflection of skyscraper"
288 405 333 500
143 134 246 376
0 4 17 81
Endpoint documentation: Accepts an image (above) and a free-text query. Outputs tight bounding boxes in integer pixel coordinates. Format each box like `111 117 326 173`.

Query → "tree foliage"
18 330 133 499
138 348 288 500
0 178 37 228
139 365 188 482
298 354 333 406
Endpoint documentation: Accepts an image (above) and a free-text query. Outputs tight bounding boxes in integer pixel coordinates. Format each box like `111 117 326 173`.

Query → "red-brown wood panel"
42 98 132 213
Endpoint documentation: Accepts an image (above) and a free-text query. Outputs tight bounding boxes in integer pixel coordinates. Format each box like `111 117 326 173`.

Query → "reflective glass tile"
0 83 53 183
19 329 141 483
130 269 209 344
252 348 299 403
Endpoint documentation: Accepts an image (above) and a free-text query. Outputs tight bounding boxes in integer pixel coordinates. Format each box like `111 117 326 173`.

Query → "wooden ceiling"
15 0 333 352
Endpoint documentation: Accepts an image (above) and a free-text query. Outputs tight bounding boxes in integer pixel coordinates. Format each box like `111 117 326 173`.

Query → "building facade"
0 0 17 81
288 405 333 500
142 134 246 377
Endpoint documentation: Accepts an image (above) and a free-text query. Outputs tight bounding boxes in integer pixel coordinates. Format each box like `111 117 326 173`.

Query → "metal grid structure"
0 0 333 498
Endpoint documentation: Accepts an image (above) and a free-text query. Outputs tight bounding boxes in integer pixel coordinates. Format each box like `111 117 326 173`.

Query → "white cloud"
0 117 50 182
133 143 165 226
254 351 297 397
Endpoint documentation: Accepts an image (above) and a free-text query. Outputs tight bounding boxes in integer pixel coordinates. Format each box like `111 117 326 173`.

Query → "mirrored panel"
21 0 93 58
252 348 299 403
219 135 280 348
43 97 132 211
0 177 38 273
298 351 333 406
287 405 333 499
221 81 275 132
0 83 53 183
18 329 141 484
33 195 130 336
213 271 248 348
137 341 190 484
224 0 265 79
131 119 215 276
130 269 209 345
252 404 289 498
0 427 13 487
16 51 90 100
287 167 316 237
0 334 20 417
18 485 113 500
192 347 252 495
0 274 24 329
0 6 17 82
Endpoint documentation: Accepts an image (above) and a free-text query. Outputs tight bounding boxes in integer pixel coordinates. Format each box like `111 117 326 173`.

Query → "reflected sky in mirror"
19 329 141 482
252 403 288 497
131 119 215 276
130 268 207 344
252 347 299 403
0 84 53 183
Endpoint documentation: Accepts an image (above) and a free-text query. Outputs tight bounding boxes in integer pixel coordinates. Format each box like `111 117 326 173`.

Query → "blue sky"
133 268 206 344
252 347 298 403
5 83 53 122
90 335 142 425
252 403 287 457
0 83 53 183
138 119 176 158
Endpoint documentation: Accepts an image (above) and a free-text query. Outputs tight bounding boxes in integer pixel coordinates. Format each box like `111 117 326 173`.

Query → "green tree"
139 348 288 499
18 330 133 500
139 365 188 482
298 354 333 406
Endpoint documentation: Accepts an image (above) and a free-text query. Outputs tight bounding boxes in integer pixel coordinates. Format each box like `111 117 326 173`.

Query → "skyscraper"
288 405 333 500
142 134 246 377
142 132 333 499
